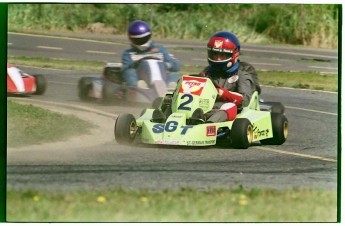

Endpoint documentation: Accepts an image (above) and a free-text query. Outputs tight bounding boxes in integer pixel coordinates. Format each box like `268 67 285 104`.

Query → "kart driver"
122 20 181 89
199 31 261 123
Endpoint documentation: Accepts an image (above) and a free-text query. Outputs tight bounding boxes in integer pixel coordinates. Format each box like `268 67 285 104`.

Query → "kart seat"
242 91 260 111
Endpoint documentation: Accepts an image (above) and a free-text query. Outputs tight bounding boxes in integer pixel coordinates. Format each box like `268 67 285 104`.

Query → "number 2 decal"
178 94 193 111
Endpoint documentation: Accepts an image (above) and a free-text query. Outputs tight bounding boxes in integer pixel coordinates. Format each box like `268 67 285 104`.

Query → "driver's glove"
130 61 140 69
217 87 243 106
165 62 172 70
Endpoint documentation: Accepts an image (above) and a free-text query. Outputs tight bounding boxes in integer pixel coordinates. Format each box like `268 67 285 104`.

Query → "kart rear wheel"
33 74 47 95
114 113 137 145
102 81 114 104
260 113 288 145
230 118 253 149
78 77 93 101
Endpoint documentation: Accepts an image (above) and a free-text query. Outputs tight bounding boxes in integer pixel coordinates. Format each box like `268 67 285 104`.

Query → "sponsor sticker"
214 40 223 48
179 76 207 96
227 75 239 84
206 126 216 136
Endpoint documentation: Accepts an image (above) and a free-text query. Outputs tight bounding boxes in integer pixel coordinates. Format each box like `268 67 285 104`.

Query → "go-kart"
78 58 173 104
7 64 47 95
114 75 288 149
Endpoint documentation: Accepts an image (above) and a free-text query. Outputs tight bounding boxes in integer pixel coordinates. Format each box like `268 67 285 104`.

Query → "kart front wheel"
230 118 253 149
152 97 163 109
260 113 288 145
265 102 285 114
78 77 93 101
102 81 114 104
34 74 47 95
114 113 137 145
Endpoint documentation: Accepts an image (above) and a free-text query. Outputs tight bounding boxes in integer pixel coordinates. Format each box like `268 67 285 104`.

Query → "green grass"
9 55 339 92
6 188 337 222
7 100 96 147
7 55 104 72
258 71 338 92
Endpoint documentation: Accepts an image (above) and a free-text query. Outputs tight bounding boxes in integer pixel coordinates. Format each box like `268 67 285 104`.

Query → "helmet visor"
208 49 232 61
130 34 151 46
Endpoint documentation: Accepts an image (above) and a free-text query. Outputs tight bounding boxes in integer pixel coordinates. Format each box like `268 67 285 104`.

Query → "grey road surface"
6 32 339 193
7 32 339 74
7 66 338 192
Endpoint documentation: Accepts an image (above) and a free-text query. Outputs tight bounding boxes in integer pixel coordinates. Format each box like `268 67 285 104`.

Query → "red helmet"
207 31 240 73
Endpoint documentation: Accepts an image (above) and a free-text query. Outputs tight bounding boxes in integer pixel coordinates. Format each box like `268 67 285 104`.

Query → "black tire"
33 74 47 95
114 113 137 145
102 81 114 104
78 77 93 101
152 97 163 109
140 109 147 117
265 102 285 114
260 113 288 145
230 118 253 149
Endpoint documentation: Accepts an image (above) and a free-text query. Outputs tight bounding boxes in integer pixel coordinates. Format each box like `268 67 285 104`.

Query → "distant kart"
78 58 173 104
114 75 288 149
7 64 47 95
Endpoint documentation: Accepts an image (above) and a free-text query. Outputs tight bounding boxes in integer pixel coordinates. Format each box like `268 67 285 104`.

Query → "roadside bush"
8 3 339 48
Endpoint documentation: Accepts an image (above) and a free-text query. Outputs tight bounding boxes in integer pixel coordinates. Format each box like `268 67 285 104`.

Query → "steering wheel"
137 56 162 62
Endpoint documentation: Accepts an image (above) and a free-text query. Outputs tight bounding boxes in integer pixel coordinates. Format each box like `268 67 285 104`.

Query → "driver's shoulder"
238 69 254 80
150 43 168 52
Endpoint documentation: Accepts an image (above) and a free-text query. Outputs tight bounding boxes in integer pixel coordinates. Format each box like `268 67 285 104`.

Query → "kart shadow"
130 140 263 150
7 94 31 97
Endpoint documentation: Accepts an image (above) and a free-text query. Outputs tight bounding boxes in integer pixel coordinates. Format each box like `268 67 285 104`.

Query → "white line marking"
8 43 12 45
49 81 76 85
37 45 63 50
250 62 282 66
285 106 337 116
256 146 337 163
260 84 337 94
10 32 120 45
320 71 338 75
309 66 338 70
243 48 338 60
193 58 283 67
86 50 116 55
13 65 73 72
192 58 207 62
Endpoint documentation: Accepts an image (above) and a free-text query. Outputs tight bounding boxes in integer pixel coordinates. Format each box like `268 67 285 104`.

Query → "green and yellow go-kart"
114 75 288 149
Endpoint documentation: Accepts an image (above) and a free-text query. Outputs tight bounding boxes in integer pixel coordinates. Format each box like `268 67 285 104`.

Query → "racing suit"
200 61 259 122
122 42 181 87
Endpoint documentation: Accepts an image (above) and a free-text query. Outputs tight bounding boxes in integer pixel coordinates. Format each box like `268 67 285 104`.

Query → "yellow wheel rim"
129 121 137 138
247 125 253 144
283 121 288 139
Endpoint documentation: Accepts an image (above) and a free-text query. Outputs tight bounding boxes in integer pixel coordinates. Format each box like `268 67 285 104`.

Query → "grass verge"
8 55 338 92
7 100 95 147
258 70 338 92
7 188 337 222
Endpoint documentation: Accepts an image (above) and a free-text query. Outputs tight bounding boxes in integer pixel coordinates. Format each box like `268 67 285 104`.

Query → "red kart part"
7 64 46 95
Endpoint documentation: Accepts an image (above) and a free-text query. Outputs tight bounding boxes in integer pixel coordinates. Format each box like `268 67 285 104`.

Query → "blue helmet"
207 31 241 74
127 20 152 51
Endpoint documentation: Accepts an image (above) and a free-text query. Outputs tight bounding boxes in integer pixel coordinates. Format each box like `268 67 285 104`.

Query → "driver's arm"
160 47 181 72
121 50 135 71
237 75 256 107
217 87 243 106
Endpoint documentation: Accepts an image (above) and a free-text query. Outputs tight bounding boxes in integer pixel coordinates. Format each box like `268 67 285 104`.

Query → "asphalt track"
6 33 339 193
